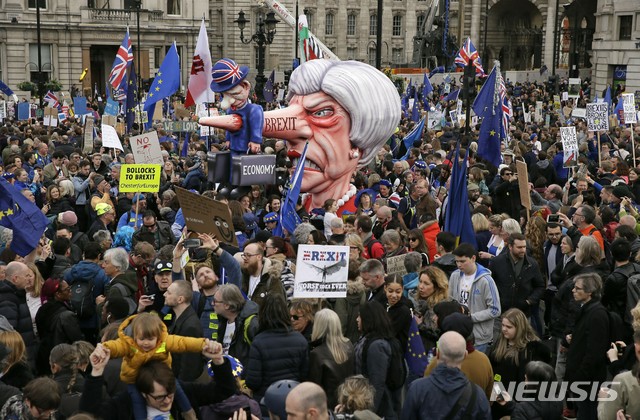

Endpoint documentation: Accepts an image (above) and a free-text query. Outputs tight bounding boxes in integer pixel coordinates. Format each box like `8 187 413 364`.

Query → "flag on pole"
444 145 476 246
299 15 323 63
0 80 15 97
108 28 133 90
184 19 214 108
263 70 275 103
604 86 612 115
443 89 460 102
473 64 504 167
44 91 60 109
404 317 428 376
454 37 485 76
401 117 426 160
143 43 180 130
125 63 139 133
422 73 433 104
411 89 420 122
0 177 49 257
274 141 309 237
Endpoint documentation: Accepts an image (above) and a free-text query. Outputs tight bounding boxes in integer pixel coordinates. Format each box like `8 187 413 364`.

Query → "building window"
619 15 632 40
393 15 403 36
325 13 334 35
306 11 314 30
28 44 52 82
368 47 376 66
154 48 161 68
347 47 357 60
167 0 181 15
417 14 426 33
347 14 357 36
28 0 46 8
392 47 404 64
370 14 377 36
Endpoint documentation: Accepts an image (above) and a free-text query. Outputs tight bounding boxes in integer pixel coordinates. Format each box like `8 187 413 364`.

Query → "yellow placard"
119 164 162 192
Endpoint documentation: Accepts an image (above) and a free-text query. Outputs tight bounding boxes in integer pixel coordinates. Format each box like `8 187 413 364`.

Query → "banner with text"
294 245 349 298
119 164 162 192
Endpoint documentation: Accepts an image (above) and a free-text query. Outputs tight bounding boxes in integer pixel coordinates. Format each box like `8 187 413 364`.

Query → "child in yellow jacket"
101 312 206 420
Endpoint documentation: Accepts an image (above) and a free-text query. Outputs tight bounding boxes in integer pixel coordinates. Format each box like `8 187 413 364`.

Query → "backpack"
69 281 95 319
365 238 382 260
362 337 407 390
627 272 640 325
112 282 137 316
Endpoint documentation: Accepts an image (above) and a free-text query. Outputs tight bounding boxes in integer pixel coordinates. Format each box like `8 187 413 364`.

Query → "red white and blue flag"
455 37 485 76
44 91 60 109
108 29 133 90
211 59 244 87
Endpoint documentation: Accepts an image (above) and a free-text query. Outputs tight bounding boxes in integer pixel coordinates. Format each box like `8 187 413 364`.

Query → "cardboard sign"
44 107 58 127
174 102 191 119
560 126 578 168
586 103 609 131
102 115 117 127
174 187 238 246
516 160 531 210
294 245 348 298
74 96 87 115
163 121 200 132
101 123 123 151
130 131 164 165
119 164 162 193
83 115 94 154
386 254 408 276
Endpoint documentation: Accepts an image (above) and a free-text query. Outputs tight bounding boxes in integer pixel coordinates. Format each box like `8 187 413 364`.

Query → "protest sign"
74 96 87 115
586 103 609 131
294 245 348 298
560 126 578 168
623 93 637 124
0 101 5 121
386 255 408 276
568 78 581 99
516 160 531 210
119 164 162 193
102 115 117 127
130 131 164 165
101 123 123 151
428 111 442 130
535 101 543 123
17 102 29 120
163 121 200 132
104 98 119 116
571 108 586 119
175 187 238 246
83 115 94 154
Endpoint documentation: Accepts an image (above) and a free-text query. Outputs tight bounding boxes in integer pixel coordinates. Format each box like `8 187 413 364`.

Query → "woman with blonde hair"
334 375 377 416
479 214 508 261
410 266 449 351
308 309 355 409
24 262 44 336
346 233 365 266
472 213 492 254
0 330 33 388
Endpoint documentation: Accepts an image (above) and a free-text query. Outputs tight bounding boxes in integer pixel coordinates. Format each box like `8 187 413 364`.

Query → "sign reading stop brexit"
119 164 162 192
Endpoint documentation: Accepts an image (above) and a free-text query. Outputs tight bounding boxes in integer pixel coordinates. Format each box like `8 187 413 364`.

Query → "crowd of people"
0 73 637 420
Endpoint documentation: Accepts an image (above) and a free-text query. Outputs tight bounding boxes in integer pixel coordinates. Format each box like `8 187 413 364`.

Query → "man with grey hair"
328 217 346 244
359 259 386 304
401 331 491 419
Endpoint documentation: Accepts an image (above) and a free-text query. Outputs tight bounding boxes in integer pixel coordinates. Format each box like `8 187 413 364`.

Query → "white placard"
586 103 609 131
0 101 6 121
562 92 569 102
293 245 348 298
428 111 442 130
571 108 586 119
560 126 578 168
101 123 124 151
568 78 581 98
130 131 164 165
535 101 543 123
623 93 635 106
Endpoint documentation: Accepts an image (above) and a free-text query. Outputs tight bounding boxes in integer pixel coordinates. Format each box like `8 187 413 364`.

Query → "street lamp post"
132 0 142 103
235 10 279 104
36 0 44 108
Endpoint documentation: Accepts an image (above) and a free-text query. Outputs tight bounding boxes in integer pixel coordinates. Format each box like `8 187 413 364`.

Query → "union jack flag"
44 91 60 109
108 29 133 90
497 73 512 139
455 38 485 76
212 59 243 86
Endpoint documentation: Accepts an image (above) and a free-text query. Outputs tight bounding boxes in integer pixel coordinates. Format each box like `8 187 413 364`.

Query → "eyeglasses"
503 172 513 176
147 392 174 402
573 286 584 291
349 246 360 250
409 237 418 241
290 314 301 321
241 252 261 259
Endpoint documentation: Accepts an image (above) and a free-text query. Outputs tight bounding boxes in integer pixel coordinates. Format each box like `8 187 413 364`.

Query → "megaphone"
79 68 88 82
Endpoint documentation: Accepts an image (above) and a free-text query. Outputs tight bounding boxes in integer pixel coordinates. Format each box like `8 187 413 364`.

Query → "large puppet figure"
210 58 263 155
201 60 401 214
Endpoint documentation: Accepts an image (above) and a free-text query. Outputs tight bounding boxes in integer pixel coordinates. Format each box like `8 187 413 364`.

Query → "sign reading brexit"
119 164 162 192
294 245 349 298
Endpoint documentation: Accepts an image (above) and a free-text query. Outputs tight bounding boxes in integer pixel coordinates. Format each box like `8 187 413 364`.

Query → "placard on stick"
586 103 609 131
119 164 162 193
175 187 238 247
130 131 164 165
386 255 408 276
516 160 531 210
560 126 578 168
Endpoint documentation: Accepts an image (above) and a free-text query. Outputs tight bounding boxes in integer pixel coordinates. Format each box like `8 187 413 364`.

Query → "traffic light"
462 64 476 100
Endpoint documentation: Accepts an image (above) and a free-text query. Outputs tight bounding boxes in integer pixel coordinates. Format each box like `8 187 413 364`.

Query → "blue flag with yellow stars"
405 317 428 376
143 43 180 130
0 177 49 257
273 141 309 237
125 63 138 133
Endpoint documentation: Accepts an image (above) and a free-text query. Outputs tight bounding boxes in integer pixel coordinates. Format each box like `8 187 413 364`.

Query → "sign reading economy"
119 164 162 192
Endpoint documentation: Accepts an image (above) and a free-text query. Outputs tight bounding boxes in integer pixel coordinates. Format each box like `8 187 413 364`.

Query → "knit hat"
154 261 173 273
441 313 474 341
264 212 278 223
95 203 112 216
379 179 392 189
41 278 62 302
93 174 105 186
530 133 538 141
243 213 258 231
207 355 243 378
58 211 78 226
255 230 272 243
132 193 146 204
612 185 635 201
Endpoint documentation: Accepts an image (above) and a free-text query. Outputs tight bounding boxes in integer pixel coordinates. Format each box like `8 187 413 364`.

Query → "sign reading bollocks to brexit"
119 164 162 192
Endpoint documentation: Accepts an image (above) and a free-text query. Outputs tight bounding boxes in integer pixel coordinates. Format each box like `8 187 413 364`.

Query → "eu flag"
401 117 426 160
144 43 180 130
0 178 49 257
274 141 309 237
0 80 14 97
125 63 139 133
411 89 420 122
604 86 612 114
405 317 428 376
444 145 476 247
422 73 433 107
472 65 498 118
443 89 459 102
477 105 503 168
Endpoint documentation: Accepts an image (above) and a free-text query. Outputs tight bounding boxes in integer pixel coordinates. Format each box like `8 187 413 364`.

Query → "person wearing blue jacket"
64 242 110 344
402 331 491 419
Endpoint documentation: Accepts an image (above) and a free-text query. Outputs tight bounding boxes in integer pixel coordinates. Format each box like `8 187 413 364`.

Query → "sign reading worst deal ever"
119 164 162 192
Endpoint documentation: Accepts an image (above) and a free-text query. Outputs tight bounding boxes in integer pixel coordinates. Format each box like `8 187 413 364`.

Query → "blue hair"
113 226 135 252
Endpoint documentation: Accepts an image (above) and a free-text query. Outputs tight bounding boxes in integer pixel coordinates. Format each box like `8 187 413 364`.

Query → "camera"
547 214 560 223
184 238 202 249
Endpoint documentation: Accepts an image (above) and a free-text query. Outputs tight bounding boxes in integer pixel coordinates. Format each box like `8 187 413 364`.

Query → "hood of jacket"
536 159 550 169
265 257 282 279
117 314 169 349
65 261 104 283
429 363 469 394
347 278 367 296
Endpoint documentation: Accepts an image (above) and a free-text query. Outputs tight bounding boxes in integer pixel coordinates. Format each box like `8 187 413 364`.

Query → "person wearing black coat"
566 273 610 420
492 170 522 220
489 234 546 317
